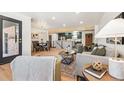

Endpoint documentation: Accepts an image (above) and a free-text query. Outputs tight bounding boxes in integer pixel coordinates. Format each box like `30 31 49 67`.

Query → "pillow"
91 48 98 55
92 47 97 50
95 47 106 56
91 46 97 52
91 47 106 56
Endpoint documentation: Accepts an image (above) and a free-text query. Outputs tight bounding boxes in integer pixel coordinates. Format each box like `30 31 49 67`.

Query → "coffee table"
59 50 76 75
59 50 75 64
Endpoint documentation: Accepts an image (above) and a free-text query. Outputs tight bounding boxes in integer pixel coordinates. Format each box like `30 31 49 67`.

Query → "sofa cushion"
91 47 98 55
91 47 106 56
95 47 106 56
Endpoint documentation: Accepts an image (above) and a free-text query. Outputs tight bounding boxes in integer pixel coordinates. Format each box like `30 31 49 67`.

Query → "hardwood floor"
0 48 75 81
61 72 76 81
0 63 12 80
32 48 65 56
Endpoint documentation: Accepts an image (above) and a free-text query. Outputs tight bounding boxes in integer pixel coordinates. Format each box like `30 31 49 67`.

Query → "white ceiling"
21 12 104 29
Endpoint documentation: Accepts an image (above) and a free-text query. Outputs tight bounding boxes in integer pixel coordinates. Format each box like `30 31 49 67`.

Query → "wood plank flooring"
32 48 65 56
0 63 12 80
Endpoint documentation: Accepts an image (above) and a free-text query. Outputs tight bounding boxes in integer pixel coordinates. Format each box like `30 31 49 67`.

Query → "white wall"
82 32 85 45
0 12 32 56
94 25 100 43
95 12 124 57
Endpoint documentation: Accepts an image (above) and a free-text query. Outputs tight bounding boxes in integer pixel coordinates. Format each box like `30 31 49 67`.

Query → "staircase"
55 40 74 50
55 41 63 49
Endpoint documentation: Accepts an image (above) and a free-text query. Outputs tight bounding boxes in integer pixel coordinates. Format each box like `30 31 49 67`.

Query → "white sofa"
10 56 56 81
75 53 109 76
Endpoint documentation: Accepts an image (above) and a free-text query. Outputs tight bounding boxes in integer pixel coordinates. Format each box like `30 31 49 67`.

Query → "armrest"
75 53 109 76
54 57 61 81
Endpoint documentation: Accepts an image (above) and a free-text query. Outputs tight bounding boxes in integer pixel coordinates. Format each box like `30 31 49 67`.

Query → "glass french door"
0 15 22 64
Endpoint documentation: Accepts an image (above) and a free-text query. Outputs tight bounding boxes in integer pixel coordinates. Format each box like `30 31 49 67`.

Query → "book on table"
84 65 107 79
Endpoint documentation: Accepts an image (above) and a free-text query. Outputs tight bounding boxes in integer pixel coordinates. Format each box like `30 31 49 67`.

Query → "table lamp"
95 18 124 79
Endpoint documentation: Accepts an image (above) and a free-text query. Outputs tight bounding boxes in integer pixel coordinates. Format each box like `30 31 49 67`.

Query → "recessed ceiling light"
80 21 84 24
63 24 66 27
52 16 56 20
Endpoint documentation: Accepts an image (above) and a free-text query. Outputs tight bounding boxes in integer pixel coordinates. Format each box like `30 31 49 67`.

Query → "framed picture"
106 37 124 45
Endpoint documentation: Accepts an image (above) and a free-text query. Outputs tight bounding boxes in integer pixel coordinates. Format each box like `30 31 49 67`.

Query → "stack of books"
84 65 107 79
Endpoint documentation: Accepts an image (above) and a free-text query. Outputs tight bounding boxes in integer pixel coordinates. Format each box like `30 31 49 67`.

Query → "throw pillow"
91 48 98 55
95 47 106 56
